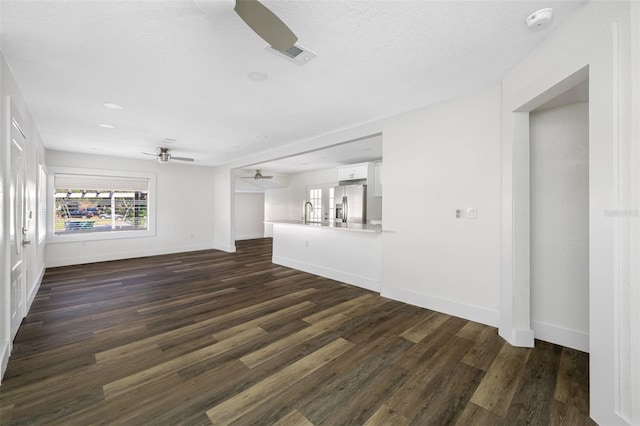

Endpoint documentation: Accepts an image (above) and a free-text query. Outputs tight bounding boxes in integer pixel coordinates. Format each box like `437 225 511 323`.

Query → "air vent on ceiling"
266 43 317 65
282 45 304 59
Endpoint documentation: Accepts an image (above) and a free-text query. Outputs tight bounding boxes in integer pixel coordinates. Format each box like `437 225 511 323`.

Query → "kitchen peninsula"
266 220 382 292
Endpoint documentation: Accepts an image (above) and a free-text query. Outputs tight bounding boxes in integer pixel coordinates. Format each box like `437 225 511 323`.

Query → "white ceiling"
0 1 585 167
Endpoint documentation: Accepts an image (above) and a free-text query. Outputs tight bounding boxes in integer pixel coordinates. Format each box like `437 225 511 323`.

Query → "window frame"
37 163 48 244
47 166 156 243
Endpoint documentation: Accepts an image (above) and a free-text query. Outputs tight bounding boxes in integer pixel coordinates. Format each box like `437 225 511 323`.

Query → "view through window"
54 173 149 235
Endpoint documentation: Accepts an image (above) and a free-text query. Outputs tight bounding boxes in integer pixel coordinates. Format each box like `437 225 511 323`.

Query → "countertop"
266 220 382 233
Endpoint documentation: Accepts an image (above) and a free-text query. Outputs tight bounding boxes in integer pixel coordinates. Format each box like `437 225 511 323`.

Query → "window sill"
48 228 155 244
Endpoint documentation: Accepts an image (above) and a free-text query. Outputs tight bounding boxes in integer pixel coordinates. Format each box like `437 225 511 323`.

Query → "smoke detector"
526 8 553 29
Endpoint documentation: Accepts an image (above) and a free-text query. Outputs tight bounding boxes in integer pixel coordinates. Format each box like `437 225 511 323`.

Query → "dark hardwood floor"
0 238 594 425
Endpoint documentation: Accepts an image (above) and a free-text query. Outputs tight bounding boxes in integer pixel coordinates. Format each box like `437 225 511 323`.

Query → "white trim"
46 243 215 268
0 339 10 385
212 243 236 253
37 163 47 244
273 255 381 293
27 267 44 312
498 326 535 348
235 234 266 241
380 287 500 327
531 320 589 353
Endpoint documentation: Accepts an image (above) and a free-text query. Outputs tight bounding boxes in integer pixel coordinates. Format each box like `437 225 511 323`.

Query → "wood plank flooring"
0 238 594 425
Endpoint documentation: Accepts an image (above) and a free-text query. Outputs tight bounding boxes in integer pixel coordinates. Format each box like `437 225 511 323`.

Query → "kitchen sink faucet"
304 201 313 224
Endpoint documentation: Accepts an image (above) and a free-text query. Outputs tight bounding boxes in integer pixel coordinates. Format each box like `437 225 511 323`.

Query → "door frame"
499 24 624 424
9 104 27 341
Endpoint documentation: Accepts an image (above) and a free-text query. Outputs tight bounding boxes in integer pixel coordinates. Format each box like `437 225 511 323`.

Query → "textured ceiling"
0 0 585 167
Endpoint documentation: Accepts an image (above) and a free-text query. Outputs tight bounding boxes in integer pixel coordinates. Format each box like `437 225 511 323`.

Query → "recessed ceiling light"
103 102 124 110
99 123 115 129
248 72 268 82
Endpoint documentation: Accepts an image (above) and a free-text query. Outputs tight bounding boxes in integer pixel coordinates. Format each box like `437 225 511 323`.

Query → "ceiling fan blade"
141 152 157 157
234 0 297 52
261 176 274 179
171 156 195 162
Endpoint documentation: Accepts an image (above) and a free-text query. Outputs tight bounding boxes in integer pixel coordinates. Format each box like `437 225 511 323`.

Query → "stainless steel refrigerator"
334 184 367 224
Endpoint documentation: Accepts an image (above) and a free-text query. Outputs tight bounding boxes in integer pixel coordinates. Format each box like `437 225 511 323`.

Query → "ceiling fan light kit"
142 147 195 163
158 149 171 163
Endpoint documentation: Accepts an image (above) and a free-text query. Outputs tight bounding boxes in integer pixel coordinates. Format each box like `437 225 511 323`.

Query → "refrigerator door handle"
343 196 348 223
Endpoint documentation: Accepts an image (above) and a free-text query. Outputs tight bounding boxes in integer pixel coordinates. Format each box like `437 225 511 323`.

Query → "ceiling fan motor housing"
158 148 171 162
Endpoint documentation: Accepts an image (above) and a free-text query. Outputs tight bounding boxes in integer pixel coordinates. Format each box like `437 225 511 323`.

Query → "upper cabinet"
337 161 382 197
338 161 382 221
337 162 371 181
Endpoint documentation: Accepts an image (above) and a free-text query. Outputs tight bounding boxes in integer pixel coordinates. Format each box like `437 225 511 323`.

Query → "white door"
9 117 27 340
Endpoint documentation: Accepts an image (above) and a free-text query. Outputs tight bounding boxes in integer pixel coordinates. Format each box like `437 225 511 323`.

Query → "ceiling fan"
142 147 195 163
242 170 273 180
193 0 297 52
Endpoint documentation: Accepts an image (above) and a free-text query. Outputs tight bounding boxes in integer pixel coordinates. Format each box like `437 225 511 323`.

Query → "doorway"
529 80 589 351
234 192 265 241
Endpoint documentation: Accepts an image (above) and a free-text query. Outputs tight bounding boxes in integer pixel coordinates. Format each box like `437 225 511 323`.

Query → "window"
50 168 155 241
308 188 322 222
328 187 335 221
307 184 335 222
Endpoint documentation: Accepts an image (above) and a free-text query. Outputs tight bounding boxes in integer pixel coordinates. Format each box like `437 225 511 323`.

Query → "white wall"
381 85 502 326
234 192 264 240
45 150 216 267
213 167 235 253
264 167 338 237
1 53 47 382
530 102 589 351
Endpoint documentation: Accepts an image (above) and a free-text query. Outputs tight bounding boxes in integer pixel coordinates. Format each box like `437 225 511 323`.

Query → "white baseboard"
0 339 10 385
273 255 381 293
531 320 589 352
498 326 535 348
380 286 501 328
235 234 265 241
27 267 45 311
212 243 236 253
47 243 216 268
